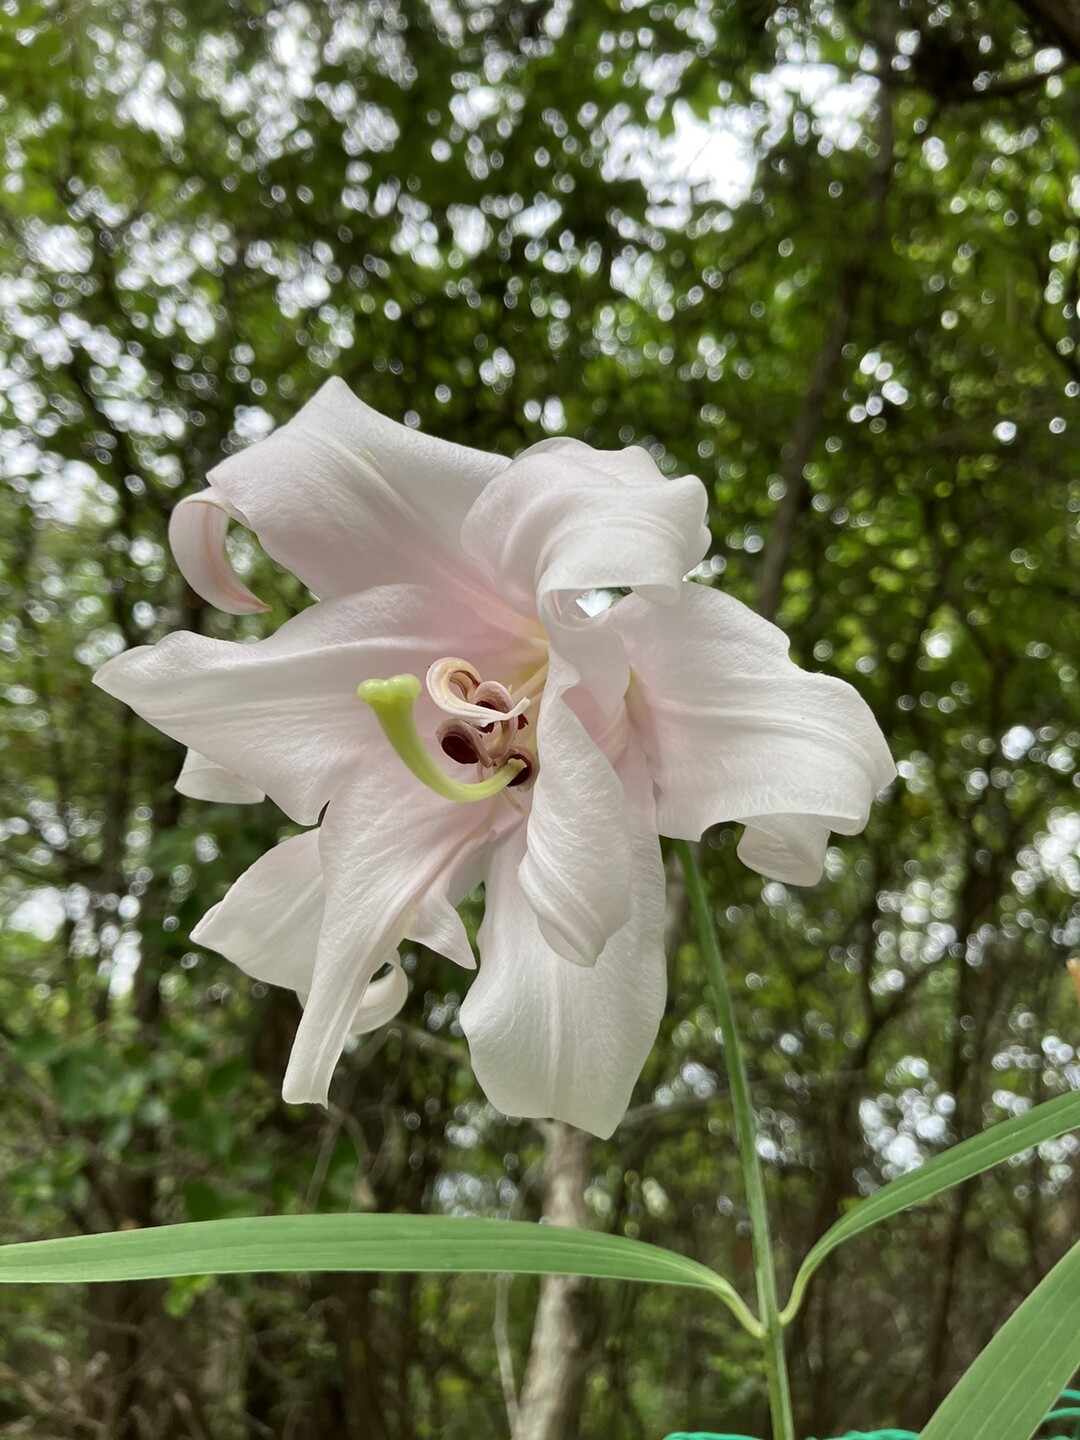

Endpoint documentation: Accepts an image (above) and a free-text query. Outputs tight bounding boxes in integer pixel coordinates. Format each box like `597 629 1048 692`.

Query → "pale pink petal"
409 885 477 971
519 646 632 966
613 583 896 883
192 830 409 1035
281 768 510 1106
94 584 536 827
350 962 410 1035
176 750 265 804
460 742 666 1139
459 437 710 619
542 609 630 722
192 831 324 991
168 490 270 615
207 378 523 624
735 815 834 888
525 436 670 487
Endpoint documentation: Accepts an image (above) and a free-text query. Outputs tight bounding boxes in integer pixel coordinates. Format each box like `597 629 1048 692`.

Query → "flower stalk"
675 839 796 1440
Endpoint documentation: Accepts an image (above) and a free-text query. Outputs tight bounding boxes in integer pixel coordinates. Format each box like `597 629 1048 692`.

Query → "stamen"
437 719 486 767
470 680 515 752
427 657 482 707
426 658 531 726
504 746 538 790
359 674 525 803
472 680 514 715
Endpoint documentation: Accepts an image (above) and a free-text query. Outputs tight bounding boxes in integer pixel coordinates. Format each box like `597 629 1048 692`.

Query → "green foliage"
0 1212 744 1304
784 1089 1080 1321
921 1241 1080 1440
0 0 1078 1435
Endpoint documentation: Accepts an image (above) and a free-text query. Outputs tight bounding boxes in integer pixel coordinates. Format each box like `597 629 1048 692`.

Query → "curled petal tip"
349 962 410 1035
169 491 270 616
281 1064 330 1109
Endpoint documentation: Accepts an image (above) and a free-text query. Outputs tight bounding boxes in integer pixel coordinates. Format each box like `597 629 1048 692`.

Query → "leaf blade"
919 1237 1080 1440
0 1213 759 1330
783 1089 1080 1321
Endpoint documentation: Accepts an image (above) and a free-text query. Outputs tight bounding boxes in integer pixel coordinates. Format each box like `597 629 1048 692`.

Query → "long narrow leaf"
919 1237 1080 1440
783 1088 1080 1321
0 1213 761 1332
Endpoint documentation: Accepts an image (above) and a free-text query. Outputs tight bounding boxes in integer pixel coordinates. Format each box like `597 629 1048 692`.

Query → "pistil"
358 674 525 803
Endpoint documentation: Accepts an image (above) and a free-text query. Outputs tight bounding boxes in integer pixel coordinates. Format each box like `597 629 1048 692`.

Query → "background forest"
1 0 1079 1437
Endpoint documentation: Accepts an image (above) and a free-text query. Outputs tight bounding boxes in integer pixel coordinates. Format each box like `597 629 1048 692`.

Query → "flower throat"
358 658 539 805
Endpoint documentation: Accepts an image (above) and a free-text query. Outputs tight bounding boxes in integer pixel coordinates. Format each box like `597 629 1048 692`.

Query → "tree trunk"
513 1123 592 1440
321 1273 392 1440
85 785 185 1439
755 79 895 623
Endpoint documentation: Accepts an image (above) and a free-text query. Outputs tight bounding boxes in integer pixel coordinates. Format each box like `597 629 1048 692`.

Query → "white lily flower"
94 379 894 1138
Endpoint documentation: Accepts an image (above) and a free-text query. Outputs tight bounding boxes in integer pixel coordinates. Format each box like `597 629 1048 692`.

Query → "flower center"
357 658 540 805
425 656 541 792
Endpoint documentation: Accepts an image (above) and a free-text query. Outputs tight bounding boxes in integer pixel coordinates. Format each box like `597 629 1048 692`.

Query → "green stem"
675 839 796 1440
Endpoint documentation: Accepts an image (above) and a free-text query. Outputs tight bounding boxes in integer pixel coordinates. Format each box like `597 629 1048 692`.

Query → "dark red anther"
506 748 537 789
442 733 480 765
438 720 484 766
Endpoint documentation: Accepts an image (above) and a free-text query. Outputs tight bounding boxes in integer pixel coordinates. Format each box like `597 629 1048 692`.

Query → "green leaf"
782 1089 1080 1321
12 1031 62 1067
920 1237 1080 1440
0 1214 760 1332
206 1058 249 1098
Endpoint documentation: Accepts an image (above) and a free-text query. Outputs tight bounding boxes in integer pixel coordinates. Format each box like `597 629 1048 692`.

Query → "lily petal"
192 830 325 992
282 767 505 1106
192 830 409 1034
519 646 632 966
176 749 265 804
459 437 710 619
542 608 630 723
350 961 410 1035
409 884 478 972
168 490 270 615
207 378 520 621
613 583 896 883
735 814 835 888
95 584 534 827
460 741 666 1139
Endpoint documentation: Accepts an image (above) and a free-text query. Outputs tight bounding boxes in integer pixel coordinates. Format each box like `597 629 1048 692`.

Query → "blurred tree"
0 0 1077 1437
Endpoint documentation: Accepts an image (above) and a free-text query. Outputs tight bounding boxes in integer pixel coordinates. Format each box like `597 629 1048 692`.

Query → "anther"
438 720 486 767
426 658 530 726
472 679 516 735
505 747 538 790
427 658 482 708
448 667 480 700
